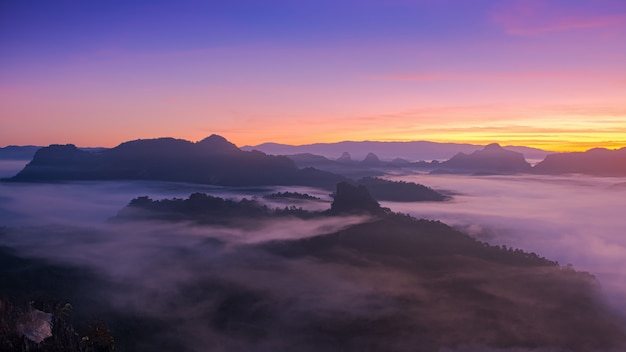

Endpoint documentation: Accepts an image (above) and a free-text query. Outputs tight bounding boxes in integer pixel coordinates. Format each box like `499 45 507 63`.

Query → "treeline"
115 193 320 225
357 177 448 201
263 191 322 201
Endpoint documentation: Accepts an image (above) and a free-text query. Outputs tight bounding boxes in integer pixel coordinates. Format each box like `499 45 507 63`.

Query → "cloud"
0 181 380 351
491 0 626 36
371 71 583 82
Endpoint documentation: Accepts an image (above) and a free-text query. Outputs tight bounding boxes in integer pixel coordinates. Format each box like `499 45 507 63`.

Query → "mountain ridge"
433 143 532 174
5 136 345 189
242 140 552 162
534 147 626 176
6 136 626 179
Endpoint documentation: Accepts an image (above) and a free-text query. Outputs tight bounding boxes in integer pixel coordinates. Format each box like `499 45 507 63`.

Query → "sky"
1 0 625 151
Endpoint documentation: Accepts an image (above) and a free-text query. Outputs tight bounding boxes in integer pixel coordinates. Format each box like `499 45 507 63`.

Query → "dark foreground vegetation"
1 183 625 351
0 246 115 352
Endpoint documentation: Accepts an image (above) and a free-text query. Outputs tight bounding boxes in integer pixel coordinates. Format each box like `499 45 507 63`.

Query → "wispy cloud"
372 71 583 82
491 0 626 36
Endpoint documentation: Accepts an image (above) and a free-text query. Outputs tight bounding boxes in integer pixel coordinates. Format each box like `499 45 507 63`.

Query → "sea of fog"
2 158 626 341
384 172 626 314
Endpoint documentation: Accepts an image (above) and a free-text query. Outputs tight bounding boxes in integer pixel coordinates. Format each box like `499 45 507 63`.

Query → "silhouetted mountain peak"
29 144 90 165
362 152 381 165
117 137 189 149
438 143 531 174
330 182 383 215
337 152 352 162
483 143 503 151
196 134 240 153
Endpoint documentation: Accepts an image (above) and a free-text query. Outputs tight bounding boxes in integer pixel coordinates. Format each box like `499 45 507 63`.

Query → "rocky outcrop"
436 143 532 174
361 152 381 166
330 182 384 215
336 152 353 163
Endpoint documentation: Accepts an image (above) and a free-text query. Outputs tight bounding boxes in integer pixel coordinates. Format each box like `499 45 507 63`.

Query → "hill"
106 185 626 351
357 177 447 201
534 147 626 176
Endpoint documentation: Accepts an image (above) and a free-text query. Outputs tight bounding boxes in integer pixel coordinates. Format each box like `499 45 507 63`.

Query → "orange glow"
1 1 625 153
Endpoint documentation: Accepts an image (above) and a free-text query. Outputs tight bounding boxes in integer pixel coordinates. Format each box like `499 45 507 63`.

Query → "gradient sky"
1 0 625 151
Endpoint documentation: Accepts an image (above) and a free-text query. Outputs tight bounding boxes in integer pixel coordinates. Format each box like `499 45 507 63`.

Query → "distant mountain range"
242 140 552 162
0 146 42 160
4 136 626 181
282 143 626 177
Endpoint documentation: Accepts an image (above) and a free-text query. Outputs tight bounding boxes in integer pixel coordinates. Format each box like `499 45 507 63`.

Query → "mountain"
286 153 386 178
0 146 107 161
6 135 345 188
361 152 381 166
533 147 626 176
243 140 552 162
106 190 626 351
263 214 626 351
434 143 532 174
0 146 42 160
286 152 443 179
336 152 353 163
195 134 240 152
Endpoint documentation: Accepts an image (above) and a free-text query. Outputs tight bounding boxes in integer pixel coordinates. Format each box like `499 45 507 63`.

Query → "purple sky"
1 0 625 150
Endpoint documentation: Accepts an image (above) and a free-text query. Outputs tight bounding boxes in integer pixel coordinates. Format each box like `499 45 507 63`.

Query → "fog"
385 173 626 314
0 180 332 227
0 180 385 351
0 160 29 179
1 176 626 351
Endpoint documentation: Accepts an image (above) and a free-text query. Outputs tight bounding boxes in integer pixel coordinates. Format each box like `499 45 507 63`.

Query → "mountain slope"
435 143 532 174
109 188 626 352
534 147 626 176
6 135 345 188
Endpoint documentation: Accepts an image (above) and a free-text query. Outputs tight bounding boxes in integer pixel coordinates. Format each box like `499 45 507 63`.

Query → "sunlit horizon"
2 0 624 153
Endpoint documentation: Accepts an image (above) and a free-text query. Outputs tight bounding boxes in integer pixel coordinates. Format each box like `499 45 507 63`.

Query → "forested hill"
107 182 626 351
